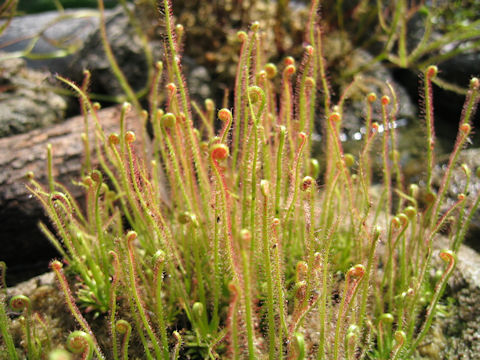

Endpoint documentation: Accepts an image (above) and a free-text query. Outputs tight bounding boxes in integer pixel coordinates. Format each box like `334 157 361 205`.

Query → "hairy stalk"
116 320 131 360
358 227 381 335
210 146 241 283
260 181 276 359
232 31 248 169
158 114 193 211
125 231 165 359
333 265 365 360
80 70 92 175
241 240 256 360
10 295 34 357
153 252 170 360
275 126 287 216
272 219 287 357
0 294 19 360
280 61 296 161
360 93 377 195
407 251 456 356
284 132 307 223
227 282 240 359
423 65 437 196
172 331 182 360
380 95 393 215
98 0 141 112
316 218 340 360
432 78 479 224
108 251 120 360
247 85 266 253
46 143 54 193
211 191 221 330
161 0 210 208
313 16 331 113
67 331 94 360
390 330 406 360
50 261 105 360
297 46 314 133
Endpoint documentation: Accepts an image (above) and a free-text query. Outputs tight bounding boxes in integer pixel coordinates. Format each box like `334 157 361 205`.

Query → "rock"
431 148 480 252
67 5 163 98
336 48 416 136
0 9 103 75
65 5 215 105
397 49 480 149
432 238 480 359
313 35 423 177
435 51 480 144
2 272 75 356
182 56 212 101
170 0 309 105
0 55 67 138
393 2 480 150
322 34 417 132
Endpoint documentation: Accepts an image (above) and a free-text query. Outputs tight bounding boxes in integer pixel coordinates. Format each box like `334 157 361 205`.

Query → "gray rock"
182 56 212 101
3 271 76 355
313 37 423 174
435 51 480 145
67 6 163 98
320 31 417 135
65 6 213 104
0 55 66 137
404 236 480 359
395 2 480 148
0 9 103 75
432 148 480 252
435 238 480 359
341 48 417 130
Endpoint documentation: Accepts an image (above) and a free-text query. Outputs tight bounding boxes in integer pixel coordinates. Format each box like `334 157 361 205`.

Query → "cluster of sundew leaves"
2 0 480 359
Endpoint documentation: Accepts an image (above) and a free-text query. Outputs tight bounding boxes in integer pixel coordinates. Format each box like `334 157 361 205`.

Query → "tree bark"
0 106 147 275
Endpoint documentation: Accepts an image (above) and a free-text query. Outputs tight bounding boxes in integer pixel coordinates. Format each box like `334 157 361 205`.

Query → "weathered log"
0 106 146 282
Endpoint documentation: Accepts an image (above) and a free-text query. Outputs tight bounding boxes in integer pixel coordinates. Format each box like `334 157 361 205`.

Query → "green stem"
98 0 142 112
358 228 380 335
154 255 170 360
407 251 456 357
50 261 105 359
333 265 365 360
162 0 210 210
0 295 18 360
125 233 164 360
261 184 276 359
275 126 286 217
109 252 120 360
241 248 256 360
423 66 437 195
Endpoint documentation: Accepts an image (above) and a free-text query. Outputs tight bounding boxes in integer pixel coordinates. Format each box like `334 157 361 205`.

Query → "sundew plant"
1 0 480 359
